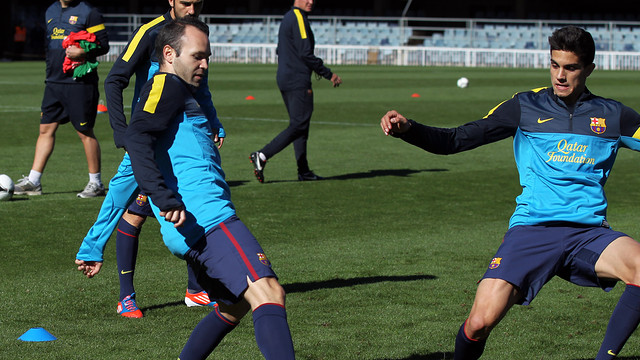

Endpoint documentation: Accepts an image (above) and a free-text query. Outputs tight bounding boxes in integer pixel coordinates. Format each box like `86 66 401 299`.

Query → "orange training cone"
245 95 255 100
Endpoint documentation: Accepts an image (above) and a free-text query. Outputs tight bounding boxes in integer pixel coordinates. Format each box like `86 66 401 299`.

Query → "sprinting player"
250 0 341 183
96 17 294 359
75 0 220 318
381 26 640 359
14 0 109 198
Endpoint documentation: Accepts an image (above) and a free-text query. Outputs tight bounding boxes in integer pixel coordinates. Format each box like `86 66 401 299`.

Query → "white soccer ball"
457 77 469 88
0 174 14 201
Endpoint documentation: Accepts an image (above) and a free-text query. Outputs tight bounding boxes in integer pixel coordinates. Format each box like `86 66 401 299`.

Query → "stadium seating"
422 24 640 51
208 21 412 46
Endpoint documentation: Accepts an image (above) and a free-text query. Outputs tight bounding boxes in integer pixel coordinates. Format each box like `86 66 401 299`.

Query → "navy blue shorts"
41 82 99 132
482 224 628 305
183 215 277 305
126 192 154 217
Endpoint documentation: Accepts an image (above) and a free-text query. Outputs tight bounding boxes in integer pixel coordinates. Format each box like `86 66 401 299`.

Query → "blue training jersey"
125 73 235 257
399 87 640 228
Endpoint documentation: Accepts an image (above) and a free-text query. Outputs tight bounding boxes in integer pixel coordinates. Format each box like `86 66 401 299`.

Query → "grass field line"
0 105 41 112
227 116 378 127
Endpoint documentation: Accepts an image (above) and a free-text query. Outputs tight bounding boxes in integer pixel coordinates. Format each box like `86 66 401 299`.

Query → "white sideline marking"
0 106 377 127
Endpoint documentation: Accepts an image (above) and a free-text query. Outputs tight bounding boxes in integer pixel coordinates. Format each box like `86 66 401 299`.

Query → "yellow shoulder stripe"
123 15 166 62
143 74 166 114
483 88 546 119
293 9 307 39
86 23 106 33
483 100 508 119
632 127 640 140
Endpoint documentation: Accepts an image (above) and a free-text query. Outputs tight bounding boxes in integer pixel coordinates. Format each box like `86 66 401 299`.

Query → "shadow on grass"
260 168 448 184
142 274 436 312
226 180 250 187
283 274 437 294
377 353 454 360
324 168 448 181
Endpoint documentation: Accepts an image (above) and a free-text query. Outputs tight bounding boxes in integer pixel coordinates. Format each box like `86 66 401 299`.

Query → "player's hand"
330 73 342 87
380 110 411 136
215 135 225 149
159 208 187 228
65 45 86 60
75 259 103 278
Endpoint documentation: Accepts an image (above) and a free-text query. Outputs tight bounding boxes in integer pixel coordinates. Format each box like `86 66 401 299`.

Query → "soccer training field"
2 61 640 359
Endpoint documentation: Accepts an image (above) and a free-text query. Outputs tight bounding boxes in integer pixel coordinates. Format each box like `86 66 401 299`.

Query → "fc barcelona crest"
590 117 606 134
488 257 502 270
257 253 271 267
135 194 148 207
69 16 78 25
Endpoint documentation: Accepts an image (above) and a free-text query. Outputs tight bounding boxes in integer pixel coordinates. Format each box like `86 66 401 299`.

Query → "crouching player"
106 17 293 359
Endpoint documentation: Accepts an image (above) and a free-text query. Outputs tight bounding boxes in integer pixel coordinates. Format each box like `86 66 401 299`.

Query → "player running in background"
84 17 295 359
75 0 221 318
381 26 640 359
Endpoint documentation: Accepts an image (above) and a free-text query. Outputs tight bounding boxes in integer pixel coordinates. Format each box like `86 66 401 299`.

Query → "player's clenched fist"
381 110 411 136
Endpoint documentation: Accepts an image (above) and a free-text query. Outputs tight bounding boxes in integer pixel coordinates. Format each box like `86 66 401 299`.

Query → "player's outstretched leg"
454 320 487 360
116 214 144 318
252 303 295 359
178 305 239 360
245 277 295 359
596 284 640 359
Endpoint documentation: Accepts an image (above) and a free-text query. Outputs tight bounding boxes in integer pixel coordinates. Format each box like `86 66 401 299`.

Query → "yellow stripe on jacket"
143 74 166 114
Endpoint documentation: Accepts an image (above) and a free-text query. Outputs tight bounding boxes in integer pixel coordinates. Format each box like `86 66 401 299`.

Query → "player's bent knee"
465 314 497 340
123 211 146 228
244 276 286 309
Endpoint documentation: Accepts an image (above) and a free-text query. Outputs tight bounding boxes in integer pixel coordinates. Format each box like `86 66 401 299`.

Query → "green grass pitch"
2 61 640 359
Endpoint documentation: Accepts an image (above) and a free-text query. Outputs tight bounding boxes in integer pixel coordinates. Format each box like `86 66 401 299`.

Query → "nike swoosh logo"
80 122 88 126
120 270 133 275
537 117 553 124
608 350 617 356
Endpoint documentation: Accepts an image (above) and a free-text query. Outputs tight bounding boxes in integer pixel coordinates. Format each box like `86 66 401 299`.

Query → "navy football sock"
454 320 486 360
186 262 203 293
596 284 640 359
252 303 295 360
116 218 140 301
179 307 237 360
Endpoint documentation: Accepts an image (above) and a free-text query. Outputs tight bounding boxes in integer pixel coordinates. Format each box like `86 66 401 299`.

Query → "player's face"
293 0 314 12
173 25 210 87
549 50 594 105
169 0 204 19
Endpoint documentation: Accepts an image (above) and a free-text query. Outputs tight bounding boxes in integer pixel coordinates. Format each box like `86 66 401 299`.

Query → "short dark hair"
155 17 210 65
548 26 595 66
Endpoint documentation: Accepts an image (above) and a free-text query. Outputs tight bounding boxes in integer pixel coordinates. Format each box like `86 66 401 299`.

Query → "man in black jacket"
250 0 341 183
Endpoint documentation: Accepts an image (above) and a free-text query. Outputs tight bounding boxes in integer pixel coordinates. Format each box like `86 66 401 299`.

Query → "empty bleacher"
207 20 412 46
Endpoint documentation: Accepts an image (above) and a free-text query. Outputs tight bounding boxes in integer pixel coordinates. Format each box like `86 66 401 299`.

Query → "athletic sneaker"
298 171 324 181
250 151 267 183
13 176 42 195
117 293 143 318
77 182 105 198
185 290 217 307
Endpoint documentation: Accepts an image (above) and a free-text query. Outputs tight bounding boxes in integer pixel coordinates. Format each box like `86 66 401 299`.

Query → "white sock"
89 173 102 186
28 170 42 186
